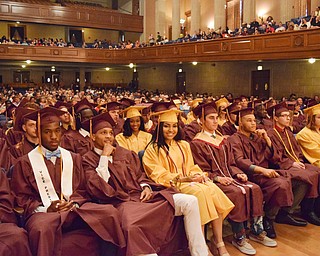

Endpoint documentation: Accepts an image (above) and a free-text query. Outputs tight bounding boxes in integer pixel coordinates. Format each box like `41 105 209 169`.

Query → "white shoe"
249 231 277 247
232 238 256 255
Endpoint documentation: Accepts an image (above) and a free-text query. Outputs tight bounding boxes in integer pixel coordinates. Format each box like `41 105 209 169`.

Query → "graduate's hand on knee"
217 177 233 186
262 169 280 178
236 173 248 182
140 187 153 202
47 200 66 212
292 162 305 169
191 174 206 183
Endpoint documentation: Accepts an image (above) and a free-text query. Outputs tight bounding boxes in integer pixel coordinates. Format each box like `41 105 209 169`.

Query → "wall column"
191 0 201 34
155 0 167 38
172 0 180 40
214 0 226 30
79 67 85 91
280 0 295 23
243 0 256 23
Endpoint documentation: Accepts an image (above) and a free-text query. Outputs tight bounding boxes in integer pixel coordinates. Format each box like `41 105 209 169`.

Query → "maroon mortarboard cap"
168 100 178 110
234 108 255 118
306 99 318 108
286 101 297 111
248 99 263 108
151 102 171 112
138 103 152 115
82 112 115 134
73 98 94 114
55 101 73 110
6 104 17 118
226 102 241 114
266 102 288 117
107 102 122 111
19 98 29 108
193 101 217 118
119 98 135 108
24 107 65 125
13 108 38 132
264 99 276 109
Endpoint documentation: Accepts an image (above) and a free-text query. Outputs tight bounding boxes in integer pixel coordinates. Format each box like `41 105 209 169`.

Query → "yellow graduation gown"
296 127 320 167
115 131 152 154
143 140 234 225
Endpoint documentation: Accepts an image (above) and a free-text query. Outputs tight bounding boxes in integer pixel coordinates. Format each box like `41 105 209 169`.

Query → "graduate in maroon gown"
54 101 75 136
190 102 276 255
266 102 320 226
221 102 241 136
0 169 32 256
228 108 308 239
82 112 211 256
106 102 125 136
253 102 273 131
11 107 125 256
61 98 95 156
10 107 39 161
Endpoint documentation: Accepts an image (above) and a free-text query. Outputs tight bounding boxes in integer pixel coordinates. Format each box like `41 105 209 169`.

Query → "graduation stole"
206 143 252 194
28 146 73 207
273 128 300 162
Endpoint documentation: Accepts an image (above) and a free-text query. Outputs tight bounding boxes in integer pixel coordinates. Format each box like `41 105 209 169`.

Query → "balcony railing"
0 28 319 64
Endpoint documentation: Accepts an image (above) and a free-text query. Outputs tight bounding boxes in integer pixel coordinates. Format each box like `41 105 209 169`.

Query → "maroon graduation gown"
190 136 264 223
222 121 238 136
256 118 273 131
4 128 23 147
228 132 294 208
82 145 187 256
184 120 223 142
0 138 13 172
0 170 32 256
11 149 125 256
267 127 319 198
113 118 124 136
10 137 37 163
60 129 93 156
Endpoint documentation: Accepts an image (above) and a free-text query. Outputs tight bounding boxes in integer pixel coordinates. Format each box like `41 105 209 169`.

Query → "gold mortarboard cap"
151 109 181 123
122 106 146 119
304 103 320 117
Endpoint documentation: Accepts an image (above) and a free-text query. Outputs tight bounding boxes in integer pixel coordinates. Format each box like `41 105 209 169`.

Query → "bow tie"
45 149 61 160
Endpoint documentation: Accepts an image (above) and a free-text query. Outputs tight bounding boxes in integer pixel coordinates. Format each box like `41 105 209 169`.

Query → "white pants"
173 193 209 256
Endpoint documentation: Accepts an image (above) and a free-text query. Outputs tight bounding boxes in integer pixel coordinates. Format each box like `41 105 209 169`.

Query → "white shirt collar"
79 128 90 138
203 130 216 137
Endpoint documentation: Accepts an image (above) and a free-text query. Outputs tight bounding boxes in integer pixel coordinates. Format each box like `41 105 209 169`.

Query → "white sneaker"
232 238 256 255
249 231 277 247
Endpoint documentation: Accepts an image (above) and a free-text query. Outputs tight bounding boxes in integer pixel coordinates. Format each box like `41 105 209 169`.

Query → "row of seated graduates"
0 92 318 255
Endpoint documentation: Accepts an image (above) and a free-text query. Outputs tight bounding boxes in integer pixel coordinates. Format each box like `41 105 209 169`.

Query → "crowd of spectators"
1 8 320 49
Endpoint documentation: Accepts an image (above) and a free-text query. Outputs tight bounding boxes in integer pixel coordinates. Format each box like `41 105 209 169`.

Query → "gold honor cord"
273 128 300 162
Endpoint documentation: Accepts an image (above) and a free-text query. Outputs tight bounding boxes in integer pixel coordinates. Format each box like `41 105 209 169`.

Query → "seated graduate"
0 169 32 256
228 108 308 239
81 111 211 256
60 98 95 156
215 97 229 126
297 103 320 168
54 101 75 136
115 105 152 154
190 102 277 255
142 108 234 256
106 102 125 136
10 107 39 160
11 107 125 256
266 102 320 226
221 102 242 136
